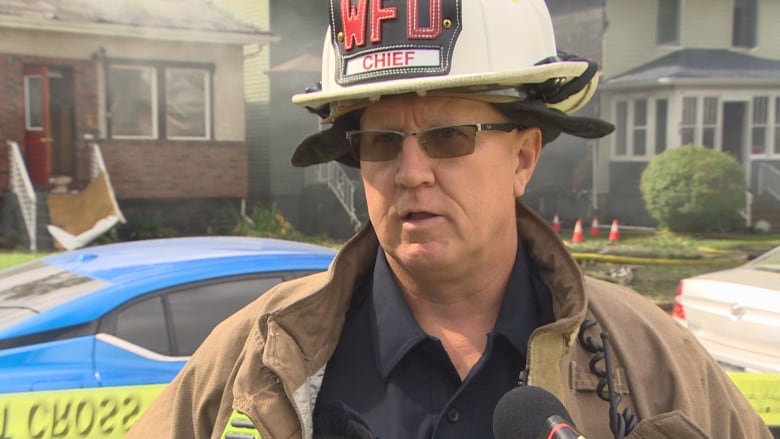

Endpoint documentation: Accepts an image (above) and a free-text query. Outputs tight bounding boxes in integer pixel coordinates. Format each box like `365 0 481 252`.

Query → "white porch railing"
88 141 126 223
7 140 37 251
758 162 780 201
316 162 362 231
90 141 106 179
740 191 753 228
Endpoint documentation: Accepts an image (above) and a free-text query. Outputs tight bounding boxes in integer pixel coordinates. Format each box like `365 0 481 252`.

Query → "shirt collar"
370 240 550 379
370 250 429 379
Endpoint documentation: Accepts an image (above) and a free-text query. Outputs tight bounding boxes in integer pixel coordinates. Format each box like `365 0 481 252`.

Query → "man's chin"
393 243 457 270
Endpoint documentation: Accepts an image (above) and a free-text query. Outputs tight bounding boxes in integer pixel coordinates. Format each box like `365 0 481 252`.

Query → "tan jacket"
128 203 771 439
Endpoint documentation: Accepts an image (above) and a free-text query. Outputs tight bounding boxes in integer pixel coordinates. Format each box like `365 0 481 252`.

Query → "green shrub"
244 205 302 240
121 212 178 240
640 145 746 232
208 203 303 240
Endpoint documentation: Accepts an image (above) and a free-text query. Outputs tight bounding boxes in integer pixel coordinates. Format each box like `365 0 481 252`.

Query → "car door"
93 275 287 387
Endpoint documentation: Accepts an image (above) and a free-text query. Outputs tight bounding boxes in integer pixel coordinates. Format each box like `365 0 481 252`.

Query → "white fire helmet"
291 0 614 167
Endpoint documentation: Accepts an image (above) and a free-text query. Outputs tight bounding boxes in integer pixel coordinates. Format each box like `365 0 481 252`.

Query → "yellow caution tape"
0 384 166 438
729 372 780 426
1 375 776 437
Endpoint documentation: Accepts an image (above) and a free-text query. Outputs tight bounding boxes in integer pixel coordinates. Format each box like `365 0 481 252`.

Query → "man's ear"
513 128 542 197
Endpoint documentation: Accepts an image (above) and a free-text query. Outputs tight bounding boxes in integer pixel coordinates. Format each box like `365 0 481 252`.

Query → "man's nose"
395 135 435 187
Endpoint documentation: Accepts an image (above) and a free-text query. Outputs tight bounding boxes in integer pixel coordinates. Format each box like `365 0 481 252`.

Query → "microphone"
492 385 586 439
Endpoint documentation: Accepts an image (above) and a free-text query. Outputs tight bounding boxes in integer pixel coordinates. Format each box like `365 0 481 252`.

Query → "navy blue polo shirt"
313 240 554 439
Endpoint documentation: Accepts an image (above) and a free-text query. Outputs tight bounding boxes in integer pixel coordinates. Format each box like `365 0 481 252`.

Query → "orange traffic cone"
608 219 620 242
590 216 600 237
571 219 584 243
552 213 561 233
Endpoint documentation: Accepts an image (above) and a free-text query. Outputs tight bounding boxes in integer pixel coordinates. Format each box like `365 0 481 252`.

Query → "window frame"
106 60 214 141
656 0 682 46
107 64 159 140
24 75 44 131
732 0 758 49
701 96 720 149
97 272 322 357
679 95 722 149
680 96 698 146
774 97 780 155
655 98 669 154
749 95 780 158
613 97 668 161
164 67 213 141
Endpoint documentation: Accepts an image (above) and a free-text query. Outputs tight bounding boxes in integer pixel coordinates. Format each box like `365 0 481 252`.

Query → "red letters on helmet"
407 0 442 39
340 0 443 51
370 0 397 43
341 0 369 50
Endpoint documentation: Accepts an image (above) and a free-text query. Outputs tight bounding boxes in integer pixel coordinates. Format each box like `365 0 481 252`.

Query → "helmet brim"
293 61 588 113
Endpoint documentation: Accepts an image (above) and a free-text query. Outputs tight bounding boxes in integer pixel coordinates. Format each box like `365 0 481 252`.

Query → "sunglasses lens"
349 125 481 161
421 126 477 158
353 131 403 161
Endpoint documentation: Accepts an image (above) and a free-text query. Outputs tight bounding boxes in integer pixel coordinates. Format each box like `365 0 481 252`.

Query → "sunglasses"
345 123 524 162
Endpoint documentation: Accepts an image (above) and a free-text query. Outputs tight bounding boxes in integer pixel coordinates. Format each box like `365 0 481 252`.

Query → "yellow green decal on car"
729 372 780 427
0 384 166 438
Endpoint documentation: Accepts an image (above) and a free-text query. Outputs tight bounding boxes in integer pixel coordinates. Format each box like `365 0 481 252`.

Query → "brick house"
0 0 275 249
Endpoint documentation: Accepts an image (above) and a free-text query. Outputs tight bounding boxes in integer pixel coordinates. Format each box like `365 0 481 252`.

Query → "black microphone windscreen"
492 385 575 439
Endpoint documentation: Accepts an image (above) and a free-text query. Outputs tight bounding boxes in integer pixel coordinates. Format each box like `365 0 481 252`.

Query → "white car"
673 246 780 373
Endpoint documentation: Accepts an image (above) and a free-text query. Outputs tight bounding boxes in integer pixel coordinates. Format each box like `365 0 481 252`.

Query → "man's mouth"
403 212 436 221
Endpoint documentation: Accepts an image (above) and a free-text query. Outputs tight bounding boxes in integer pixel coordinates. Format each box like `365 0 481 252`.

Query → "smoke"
269 0 328 67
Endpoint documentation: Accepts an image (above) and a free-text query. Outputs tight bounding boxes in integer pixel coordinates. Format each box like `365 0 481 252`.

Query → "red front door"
23 66 52 187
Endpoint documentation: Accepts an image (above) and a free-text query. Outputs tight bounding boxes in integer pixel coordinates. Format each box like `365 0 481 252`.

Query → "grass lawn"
0 252 51 270
566 229 780 306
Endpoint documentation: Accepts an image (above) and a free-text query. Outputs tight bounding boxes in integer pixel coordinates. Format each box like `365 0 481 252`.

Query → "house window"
615 101 628 156
679 96 720 148
24 75 43 129
732 0 757 48
633 100 648 156
614 98 658 159
751 96 768 155
681 97 697 145
775 97 780 154
165 68 211 140
108 63 212 140
657 0 680 45
702 97 719 148
109 65 157 138
655 99 668 153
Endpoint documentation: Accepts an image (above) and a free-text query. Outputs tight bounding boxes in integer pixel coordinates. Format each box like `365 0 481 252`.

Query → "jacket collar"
515 202 587 340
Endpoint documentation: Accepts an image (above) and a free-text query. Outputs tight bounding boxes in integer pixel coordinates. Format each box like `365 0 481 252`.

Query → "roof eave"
0 15 279 45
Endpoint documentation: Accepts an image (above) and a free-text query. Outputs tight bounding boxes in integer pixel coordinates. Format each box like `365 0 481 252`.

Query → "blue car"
0 236 336 438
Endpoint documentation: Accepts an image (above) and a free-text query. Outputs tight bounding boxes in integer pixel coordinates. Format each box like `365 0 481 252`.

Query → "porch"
4 140 124 251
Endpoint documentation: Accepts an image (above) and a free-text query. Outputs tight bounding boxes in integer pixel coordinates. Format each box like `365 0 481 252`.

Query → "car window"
167 276 283 355
100 274 302 357
115 295 171 355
